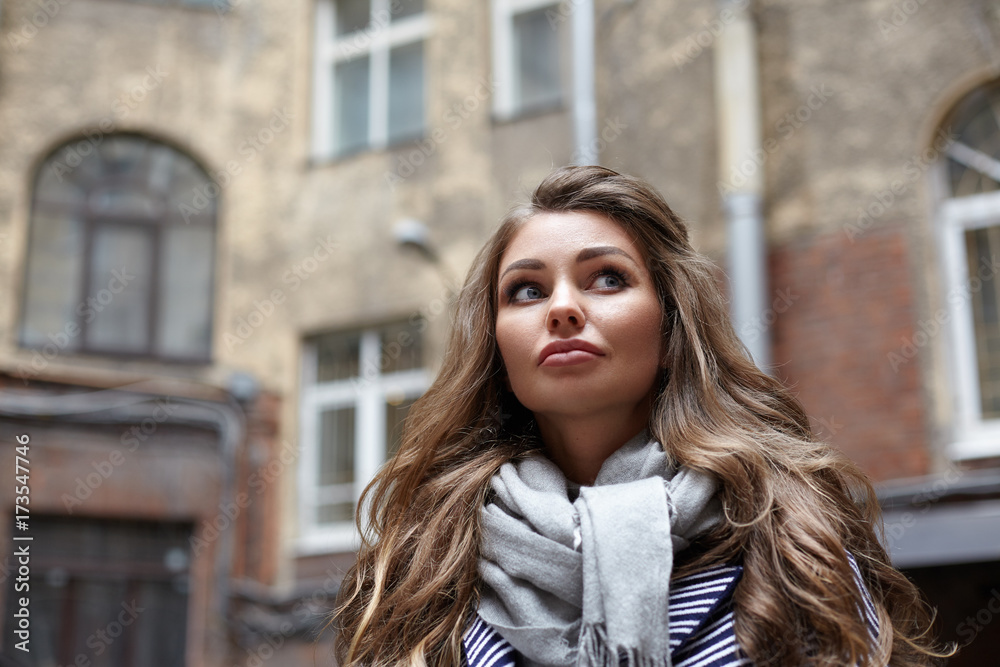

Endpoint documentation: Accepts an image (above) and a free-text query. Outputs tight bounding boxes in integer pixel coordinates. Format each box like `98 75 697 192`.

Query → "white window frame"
312 0 431 160
491 0 564 122
297 328 429 554
937 186 1000 460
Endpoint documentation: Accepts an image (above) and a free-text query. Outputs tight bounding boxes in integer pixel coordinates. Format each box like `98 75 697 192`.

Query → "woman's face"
495 211 664 424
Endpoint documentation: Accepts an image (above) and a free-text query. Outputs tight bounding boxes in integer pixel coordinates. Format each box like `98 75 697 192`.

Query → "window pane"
84 225 153 353
513 6 562 112
316 330 361 381
386 395 416 459
24 135 216 362
334 55 371 155
391 0 423 22
34 153 90 208
89 187 164 219
304 322 430 533
318 501 355 524
168 154 217 225
319 406 356 486
157 225 213 358
145 144 176 194
19 212 84 350
336 0 370 36
379 319 423 374
388 41 425 144
317 405 356 525
967 226 1000 418
946 83 1000 197
101 134 150 177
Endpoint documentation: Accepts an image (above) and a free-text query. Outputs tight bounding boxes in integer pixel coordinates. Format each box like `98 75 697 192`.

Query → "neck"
535 403 651 485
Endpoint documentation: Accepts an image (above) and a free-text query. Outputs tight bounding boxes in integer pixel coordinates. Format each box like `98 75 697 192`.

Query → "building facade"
0 0 998 664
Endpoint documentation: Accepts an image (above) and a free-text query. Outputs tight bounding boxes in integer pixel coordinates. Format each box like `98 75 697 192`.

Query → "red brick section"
235 389 284 585
769 224 930 482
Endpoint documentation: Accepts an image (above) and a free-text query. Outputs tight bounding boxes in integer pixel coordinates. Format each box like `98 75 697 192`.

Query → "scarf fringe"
579 623 672 667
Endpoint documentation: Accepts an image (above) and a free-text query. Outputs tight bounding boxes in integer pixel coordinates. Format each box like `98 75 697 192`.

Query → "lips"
538 339 605 367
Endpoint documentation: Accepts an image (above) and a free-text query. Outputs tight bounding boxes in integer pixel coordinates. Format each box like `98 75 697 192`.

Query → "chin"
522 391 625 417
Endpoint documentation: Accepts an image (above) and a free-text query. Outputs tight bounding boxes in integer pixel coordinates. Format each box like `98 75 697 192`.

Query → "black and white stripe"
462 565 747 666
669 566 749 667
462 614 518 667
463 554 881 667
847 552 881 643
668 565 742 653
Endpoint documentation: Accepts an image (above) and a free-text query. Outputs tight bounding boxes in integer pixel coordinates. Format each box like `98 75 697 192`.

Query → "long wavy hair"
332 166 949 666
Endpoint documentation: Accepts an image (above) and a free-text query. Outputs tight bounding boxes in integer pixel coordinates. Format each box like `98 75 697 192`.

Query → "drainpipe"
714 0 770 370
571 0 597 165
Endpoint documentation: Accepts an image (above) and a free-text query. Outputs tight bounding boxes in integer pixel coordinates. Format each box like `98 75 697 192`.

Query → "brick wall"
770 223 930 481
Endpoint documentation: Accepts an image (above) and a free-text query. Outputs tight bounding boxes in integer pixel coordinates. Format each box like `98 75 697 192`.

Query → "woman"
332 166 948 666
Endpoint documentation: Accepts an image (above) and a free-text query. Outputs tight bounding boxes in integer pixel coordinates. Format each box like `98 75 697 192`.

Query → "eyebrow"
576 245 637 264
499 245 639 280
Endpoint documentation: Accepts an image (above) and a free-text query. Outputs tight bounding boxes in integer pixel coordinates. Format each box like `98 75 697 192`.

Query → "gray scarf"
477 431 723 667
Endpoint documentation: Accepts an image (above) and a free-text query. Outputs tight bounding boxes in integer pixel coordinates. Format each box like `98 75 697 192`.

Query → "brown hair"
332 166 949 666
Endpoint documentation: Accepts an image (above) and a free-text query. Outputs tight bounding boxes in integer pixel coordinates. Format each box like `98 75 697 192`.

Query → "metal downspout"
714 0 770 370
572 0 598 165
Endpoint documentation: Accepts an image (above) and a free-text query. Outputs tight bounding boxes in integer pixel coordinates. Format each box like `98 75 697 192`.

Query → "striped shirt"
463 555 880 667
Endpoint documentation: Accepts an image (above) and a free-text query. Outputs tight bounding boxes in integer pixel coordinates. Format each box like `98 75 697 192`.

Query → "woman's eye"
594 273 623 289
513 285 543 301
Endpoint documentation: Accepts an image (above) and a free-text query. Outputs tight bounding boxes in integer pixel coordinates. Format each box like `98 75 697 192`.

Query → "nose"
546 281 586 331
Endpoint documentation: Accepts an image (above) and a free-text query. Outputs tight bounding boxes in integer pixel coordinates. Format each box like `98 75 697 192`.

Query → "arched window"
19 134 216 362
936 80 1000 458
